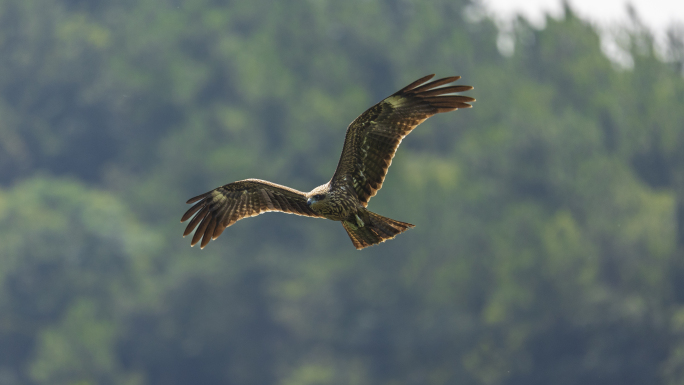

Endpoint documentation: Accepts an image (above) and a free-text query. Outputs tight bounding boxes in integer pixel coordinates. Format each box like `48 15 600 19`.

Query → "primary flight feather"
181 74 475 249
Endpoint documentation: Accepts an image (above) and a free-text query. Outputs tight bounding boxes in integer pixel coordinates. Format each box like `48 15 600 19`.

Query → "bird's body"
181 74 474 249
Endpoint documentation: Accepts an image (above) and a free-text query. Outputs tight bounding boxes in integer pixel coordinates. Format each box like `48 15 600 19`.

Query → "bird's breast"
311 189 359 221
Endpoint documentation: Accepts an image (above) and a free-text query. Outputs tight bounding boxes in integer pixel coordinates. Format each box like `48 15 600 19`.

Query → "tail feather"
342 211 414 250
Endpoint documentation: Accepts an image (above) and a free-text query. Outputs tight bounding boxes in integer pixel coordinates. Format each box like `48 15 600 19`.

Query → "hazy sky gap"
479 0 684 65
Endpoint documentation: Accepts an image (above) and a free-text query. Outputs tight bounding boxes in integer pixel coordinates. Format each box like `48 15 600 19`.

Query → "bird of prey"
181 74 474 249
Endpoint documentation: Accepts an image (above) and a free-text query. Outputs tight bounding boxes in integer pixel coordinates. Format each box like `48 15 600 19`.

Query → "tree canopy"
1 0 684 384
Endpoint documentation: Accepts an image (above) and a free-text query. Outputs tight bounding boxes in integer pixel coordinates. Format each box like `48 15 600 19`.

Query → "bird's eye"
315 194 325 200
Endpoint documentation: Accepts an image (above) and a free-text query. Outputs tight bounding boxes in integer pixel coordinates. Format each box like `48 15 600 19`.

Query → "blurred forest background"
1 0 684 384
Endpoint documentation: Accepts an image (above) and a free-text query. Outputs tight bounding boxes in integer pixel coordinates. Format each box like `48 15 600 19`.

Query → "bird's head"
306 184 331 209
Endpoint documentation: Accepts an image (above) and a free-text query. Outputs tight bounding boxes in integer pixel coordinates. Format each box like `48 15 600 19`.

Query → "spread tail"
342 211 415 250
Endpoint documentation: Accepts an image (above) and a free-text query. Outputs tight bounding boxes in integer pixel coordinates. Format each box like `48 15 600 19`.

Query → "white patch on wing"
385 95 405 107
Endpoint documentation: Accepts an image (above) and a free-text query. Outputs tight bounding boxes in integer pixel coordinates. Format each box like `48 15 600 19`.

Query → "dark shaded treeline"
1 0 684 384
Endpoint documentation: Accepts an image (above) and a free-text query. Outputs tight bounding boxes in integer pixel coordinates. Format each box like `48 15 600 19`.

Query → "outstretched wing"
181 179 322 248
331 75 474 206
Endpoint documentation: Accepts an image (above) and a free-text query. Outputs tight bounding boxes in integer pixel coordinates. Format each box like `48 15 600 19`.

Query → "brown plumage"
181 74 474 249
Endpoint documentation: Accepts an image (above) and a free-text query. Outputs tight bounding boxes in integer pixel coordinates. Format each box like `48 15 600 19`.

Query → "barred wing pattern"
181 179 322 248
331 75 475 206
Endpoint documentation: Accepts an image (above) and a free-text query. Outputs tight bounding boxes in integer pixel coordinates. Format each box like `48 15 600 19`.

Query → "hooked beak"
307 198 314 206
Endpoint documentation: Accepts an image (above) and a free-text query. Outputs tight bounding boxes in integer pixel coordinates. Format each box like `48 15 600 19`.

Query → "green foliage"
1 0 684 384
0 176 157 384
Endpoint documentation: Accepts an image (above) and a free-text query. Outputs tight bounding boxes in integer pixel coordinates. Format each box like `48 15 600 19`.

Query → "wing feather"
331 75 475 205
213 217 227 239
395 74 437 93
410 76 461 93
418 85 473 97
181 200 204 222
184 206 209 237
192 213 212 246
201 217 217 248
181 179 322 248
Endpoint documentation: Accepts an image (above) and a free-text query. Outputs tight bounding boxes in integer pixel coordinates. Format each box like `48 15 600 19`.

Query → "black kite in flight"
181 74 475 249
